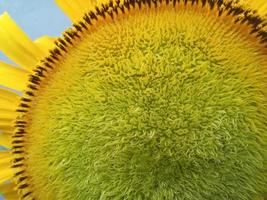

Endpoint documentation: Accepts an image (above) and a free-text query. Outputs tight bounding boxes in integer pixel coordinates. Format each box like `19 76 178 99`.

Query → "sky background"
0 1 71 199
0 0 71 63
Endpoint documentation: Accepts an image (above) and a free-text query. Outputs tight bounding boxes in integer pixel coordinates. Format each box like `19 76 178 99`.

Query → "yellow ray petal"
0 61 29 91
0 167 13 183
0 12 46 71
0 150 10 160
0 88 20 102
239 0 267 17
0 89 20 110
0 133 11 148
0 127 13 132
34 36 56 54
0 118 14 148
54 0 81 22
0 122 13 132
0 118 13 123
257 3 267 17
55 0 99 22
76 0 97 8
0 182 19 200
0 100 19 111
0 110 17 121
0 151 13 184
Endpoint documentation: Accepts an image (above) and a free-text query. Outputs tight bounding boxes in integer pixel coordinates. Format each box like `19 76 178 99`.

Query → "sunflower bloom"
0 0 267 199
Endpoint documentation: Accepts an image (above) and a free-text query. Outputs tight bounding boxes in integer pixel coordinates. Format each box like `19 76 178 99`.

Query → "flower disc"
13 1 267 200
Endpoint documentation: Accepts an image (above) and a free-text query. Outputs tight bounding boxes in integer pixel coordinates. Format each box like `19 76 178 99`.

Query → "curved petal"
0 133 11 148
0 122 13 132
0 89 20 111
54 0 108 22
0 182 19 200
0 13 47 71
0 110 17 120
34 36 57 54
0 151 13 184
239 0 267 17
0 61 29 91
0 84 20 149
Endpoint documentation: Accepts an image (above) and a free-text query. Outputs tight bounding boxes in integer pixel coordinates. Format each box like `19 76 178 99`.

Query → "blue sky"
0 0 71 63
0 1 71 199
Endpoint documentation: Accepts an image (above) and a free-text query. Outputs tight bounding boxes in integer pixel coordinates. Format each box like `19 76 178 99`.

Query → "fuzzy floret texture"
25 7 267 200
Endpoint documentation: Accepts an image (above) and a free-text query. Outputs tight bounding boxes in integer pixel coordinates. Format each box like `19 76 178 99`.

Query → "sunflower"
0 0 267 199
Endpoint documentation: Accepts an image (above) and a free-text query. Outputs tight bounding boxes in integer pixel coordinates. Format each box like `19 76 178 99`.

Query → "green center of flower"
23 4 267 200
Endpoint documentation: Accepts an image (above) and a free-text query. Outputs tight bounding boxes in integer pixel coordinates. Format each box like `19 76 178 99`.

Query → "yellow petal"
0 133 11 148
239 0 267 17
0 61 29 91
257 3 267 17
0 119 14 146
0 182 19 200
55 0 98 22
34 36 56 54
0 167 13 183
0 110 17 120
0 13 46 71
0 150 10 160
0 122 13 132
0 89 20 115
0 151 13 184
54 0 81 22
0 119 14 132
0 89 20 102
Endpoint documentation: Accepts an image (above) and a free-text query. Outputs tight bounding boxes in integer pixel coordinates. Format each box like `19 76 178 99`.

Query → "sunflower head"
0 0 267 200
